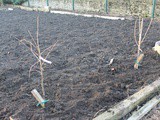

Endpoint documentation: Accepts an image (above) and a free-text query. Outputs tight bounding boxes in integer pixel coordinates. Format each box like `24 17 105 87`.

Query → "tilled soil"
0 8 160 120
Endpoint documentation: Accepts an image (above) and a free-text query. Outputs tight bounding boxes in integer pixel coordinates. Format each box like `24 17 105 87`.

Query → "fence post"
28 0 30 7
2 0 4 5
72 0 75 11
105 0 108 14
152 0 156 18
46 0 49 6
13 0 15 4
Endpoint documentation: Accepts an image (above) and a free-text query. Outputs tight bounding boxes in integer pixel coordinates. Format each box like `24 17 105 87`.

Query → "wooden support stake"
93 77 160 120
134 53 144 69
9 116 14 120
31 89 45 108
128 95 160 120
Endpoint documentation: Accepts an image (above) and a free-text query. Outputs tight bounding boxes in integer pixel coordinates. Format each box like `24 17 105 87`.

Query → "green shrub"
0 0 3 5
2 0 27 5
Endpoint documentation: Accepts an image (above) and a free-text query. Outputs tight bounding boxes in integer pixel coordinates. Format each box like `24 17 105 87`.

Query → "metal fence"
19 0 159 18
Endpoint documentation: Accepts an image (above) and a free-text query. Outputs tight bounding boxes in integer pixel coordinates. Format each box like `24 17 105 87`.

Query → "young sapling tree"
134 18 152 69
19 16 57 97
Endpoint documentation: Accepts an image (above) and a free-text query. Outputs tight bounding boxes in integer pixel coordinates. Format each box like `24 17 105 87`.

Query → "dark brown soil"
0 8 160 120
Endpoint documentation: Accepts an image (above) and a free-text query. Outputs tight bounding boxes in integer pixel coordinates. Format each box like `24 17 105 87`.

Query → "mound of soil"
0 9 159 120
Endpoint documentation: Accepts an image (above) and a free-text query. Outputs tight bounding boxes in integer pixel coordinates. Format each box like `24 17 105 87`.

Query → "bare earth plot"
0 9 160 120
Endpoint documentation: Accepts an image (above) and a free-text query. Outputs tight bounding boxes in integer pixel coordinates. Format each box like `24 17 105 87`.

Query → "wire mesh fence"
1 0 160 17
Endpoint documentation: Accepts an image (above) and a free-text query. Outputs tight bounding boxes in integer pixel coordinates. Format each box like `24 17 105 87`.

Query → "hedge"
1 0 27 5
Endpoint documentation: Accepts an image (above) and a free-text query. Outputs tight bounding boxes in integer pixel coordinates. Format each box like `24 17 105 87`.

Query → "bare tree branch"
141 19 153 43
20 39 36 48
29 61 39 77
28 30 37 46
20 41 39 60
41 41 58 55
36 16 40 48
134 19 138 46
